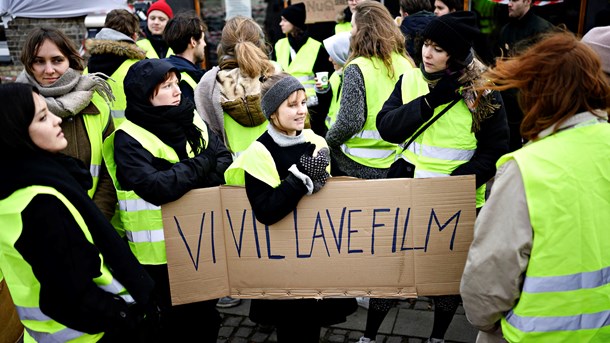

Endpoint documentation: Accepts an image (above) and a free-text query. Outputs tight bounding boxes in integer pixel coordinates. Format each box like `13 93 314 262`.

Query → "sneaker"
216 296 241 308
356 297 370 310
357 337 375 343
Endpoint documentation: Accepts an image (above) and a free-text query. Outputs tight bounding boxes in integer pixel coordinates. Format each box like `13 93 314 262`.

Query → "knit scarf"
420 57 500 132
16 68 114 118
125 98 204 160
0 152 154 305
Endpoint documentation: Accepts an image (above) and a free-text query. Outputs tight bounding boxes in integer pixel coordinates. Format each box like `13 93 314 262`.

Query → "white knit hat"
582 26 610 74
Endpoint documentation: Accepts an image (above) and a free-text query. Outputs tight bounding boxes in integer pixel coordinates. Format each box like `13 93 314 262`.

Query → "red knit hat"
147 0 174 19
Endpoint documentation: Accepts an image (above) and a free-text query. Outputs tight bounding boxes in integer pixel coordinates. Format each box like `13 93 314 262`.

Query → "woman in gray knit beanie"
224 72 357 342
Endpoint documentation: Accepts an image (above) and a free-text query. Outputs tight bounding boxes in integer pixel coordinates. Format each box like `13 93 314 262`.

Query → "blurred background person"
273 2 334 136
86 9 146 126
0 83 157 343
461 31 610 343
398 0 435 67
433 0 462 16
137 0 174 59
17 27 117 221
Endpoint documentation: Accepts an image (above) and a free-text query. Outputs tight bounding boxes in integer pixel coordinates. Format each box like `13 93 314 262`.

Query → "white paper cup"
316 71 329 87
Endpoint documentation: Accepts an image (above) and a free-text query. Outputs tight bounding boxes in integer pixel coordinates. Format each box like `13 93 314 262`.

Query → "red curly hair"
480 31 610 140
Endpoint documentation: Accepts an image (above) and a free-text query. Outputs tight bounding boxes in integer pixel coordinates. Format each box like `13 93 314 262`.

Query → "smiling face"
270 90 307 136
150 72 181 106
421 39 450 73
31 39 70 86
147 10 170 35
29 92 67 153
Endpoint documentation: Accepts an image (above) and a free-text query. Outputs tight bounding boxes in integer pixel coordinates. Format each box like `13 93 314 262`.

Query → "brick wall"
0 17 86 79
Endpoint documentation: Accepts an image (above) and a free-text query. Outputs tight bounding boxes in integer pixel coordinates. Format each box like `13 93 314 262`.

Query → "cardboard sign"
162 176 476 306
293 0 348 24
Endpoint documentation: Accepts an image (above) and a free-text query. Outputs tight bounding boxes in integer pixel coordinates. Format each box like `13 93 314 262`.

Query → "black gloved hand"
297 147 330 180
311 171 330 194
424 72 463 109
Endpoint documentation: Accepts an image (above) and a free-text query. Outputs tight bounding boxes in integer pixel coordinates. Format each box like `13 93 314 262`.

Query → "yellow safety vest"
335 22 352 34
103 112 208 265
225 129 329 187
325 71 342 129
83 93 112 199
340 54 413 169
223 112 268 158
498 120 610 342
0 186 133 343
398 68 485 207
180 71 198 91
136 39 174 59
274 37 321 99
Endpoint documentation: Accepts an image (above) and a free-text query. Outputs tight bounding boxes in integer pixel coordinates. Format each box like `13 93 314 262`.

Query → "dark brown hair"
163 11 207 54
480 31 610 140
105 9 141 38
20 27 84 76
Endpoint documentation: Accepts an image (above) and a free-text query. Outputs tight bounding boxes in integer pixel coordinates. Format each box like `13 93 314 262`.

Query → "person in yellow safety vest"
461 31 610 343
85 9 146 127
137 0 174 59
195 16 277 159
104 59 231 342
224 73 357 342
163 12 207 105
325 1 414 180
374 11 509 343
273 2 334 136
0 83 158 343
16 27 118 221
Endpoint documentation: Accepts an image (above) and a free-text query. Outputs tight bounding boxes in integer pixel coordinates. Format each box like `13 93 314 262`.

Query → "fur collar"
86 39 146 60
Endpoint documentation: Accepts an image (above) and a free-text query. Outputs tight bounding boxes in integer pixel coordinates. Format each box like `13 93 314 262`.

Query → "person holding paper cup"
224 72 357 342
103 59 232 342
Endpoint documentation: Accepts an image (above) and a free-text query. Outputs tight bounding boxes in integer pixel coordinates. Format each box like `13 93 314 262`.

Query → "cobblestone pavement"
216 298 477 343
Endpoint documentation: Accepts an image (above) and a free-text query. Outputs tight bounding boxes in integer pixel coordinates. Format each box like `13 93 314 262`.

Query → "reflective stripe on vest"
340 54 413 168
498 121 610 342
103 112 209 265
325 71 342 129
275 37 321 98
225 129 328 187
136 39 174 59
399 68 485 207
83 93 111 199
0 186 129 342
223 112 268 158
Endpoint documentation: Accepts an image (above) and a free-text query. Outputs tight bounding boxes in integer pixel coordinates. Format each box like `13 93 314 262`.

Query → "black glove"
297 147 330 180
424 72 463 109
311 171 330 194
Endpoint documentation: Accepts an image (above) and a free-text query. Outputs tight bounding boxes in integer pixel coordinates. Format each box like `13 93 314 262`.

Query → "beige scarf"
16 68 114 118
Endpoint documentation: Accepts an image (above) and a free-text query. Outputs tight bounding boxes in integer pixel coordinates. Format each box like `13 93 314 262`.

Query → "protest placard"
162 176 475 305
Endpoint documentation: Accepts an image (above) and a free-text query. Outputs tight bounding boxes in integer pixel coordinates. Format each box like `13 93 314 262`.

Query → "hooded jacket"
86 28 146 76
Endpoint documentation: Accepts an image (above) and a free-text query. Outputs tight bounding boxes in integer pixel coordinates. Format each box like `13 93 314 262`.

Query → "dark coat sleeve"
450 92 509 188
376 75 433 144
16 195 133 334
205 129 233 187
245 172 308 225
114 130 220 206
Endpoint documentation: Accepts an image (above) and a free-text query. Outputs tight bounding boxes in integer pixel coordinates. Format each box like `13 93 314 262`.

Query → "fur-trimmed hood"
86 39 146 60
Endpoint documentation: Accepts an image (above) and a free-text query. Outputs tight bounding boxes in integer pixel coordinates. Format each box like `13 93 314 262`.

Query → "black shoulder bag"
386 98 460 179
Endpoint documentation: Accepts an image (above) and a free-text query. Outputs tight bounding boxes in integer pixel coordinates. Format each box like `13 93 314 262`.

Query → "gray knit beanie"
582 26 610 74
323 31 351 67
261 75 305 119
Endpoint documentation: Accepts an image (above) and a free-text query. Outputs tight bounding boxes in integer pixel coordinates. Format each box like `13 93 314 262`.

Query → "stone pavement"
217 298 478 343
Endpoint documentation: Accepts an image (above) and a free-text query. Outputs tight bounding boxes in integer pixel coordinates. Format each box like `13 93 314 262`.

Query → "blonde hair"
347 1 410 79
217 16 274 79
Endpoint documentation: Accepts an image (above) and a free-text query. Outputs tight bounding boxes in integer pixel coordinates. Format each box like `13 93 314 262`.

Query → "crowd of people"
0 0 608 342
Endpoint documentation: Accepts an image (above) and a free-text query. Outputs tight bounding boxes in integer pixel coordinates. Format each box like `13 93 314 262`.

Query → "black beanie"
422 11 480 66
281 3 307 31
